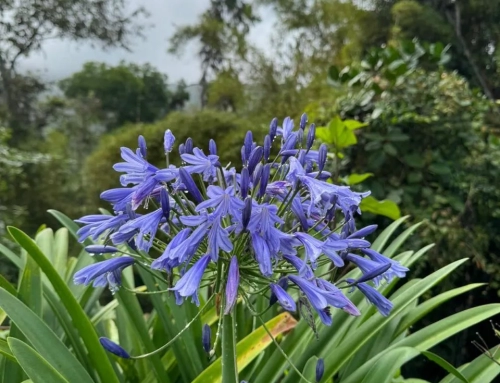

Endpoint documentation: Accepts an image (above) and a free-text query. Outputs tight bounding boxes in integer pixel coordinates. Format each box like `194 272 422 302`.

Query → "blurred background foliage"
2 0 500 381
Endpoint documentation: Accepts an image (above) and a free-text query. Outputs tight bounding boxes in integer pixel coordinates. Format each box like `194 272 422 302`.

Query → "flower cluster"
74 115 408 328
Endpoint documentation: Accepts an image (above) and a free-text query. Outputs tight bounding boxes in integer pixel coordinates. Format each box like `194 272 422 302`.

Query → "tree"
59 62 189 129
0 0 147 141
169 0 259 106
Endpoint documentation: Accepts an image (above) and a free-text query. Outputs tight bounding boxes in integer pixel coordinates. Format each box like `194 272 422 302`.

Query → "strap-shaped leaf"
8 338 69 383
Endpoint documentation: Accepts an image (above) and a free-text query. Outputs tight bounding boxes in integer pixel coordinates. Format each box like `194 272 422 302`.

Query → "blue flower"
346 253 398 286
112 208 165 252
113 147 158 186
171 255 211 306
151 228 192 272
195 186 243 219
347 278 393 316
100 187 135 212
270 282 296 312
288 275 330 325
206 219 233 261
74 257 134 293
181 148 219 181
293 232 324 267
224 256 239 315
75 213 130 242
283 253 314 280
361 248 409 281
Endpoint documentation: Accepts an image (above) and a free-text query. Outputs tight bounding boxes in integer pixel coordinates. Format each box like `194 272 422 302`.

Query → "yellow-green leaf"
360 196 401 220
192 312 298 383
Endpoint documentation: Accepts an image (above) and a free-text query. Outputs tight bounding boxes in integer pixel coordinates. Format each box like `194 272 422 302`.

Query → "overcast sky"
17 0 276 85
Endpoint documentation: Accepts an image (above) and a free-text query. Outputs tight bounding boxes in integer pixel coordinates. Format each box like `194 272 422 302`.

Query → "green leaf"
8 338 69 383
359 347 420 383
322 258 469 383
193 313 297 383
383 143 398 156
348 303 500 383
343 173 373 185
444 345 500 383
7 227 119 383
0 339 16 362
316 116 358 150
344 120 368 130
371 216 410 253
421 351 469 383
395 284 486 337
360 196 401 220
0 288 94 383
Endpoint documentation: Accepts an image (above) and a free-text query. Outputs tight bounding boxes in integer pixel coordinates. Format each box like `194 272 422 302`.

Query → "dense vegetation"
2 1 500 381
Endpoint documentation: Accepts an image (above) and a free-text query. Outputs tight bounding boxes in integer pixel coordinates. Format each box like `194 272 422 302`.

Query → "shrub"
84 110 258 208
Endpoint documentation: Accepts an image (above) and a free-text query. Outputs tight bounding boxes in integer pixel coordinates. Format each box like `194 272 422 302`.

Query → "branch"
445 3 495 100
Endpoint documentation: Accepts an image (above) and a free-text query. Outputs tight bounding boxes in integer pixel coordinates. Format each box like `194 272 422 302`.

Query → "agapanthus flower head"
74 114 409 343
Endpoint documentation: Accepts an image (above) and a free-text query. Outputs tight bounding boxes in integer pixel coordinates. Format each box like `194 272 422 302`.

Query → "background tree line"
2 1 500 380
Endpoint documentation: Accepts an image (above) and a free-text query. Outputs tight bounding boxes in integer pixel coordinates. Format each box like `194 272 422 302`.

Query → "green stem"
221 313 238 383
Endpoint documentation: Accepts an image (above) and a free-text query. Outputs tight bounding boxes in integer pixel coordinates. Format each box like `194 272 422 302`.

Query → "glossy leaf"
7 227 119 383
8 338 69 383
0 288 94 383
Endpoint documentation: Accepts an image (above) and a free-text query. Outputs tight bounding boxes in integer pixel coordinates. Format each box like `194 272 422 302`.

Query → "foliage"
323 41 500 293
60 62 189 129
84 110 258 208
0 216 499 382
169 0 259 105
315 116 400 220
0 0 147 141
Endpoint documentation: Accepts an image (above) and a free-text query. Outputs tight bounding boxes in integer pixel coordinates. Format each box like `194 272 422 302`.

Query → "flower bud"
160 188 170 218
318 144 327 171
185 137 193 154
209 139 217 155
242 197 252 230
297 128 304 147
269 279 296 311
179 168 203 203
85 245 120 254
348 225 378 239
244 131 253 161
138 135 147 158
202 324 211 353
99 337 130 359
258 164 270 198
306 123 316 150
224 256 240 315
300 113 307 130
316 358 324 382
243 145 250 164
248 146 263 175
269 117 278 140
178 143 185 155
252 163 263 186
240 167 250 197
263 135 271 161
164 129 175 153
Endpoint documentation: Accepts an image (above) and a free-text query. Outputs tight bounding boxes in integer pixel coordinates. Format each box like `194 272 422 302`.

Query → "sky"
17 0 276 85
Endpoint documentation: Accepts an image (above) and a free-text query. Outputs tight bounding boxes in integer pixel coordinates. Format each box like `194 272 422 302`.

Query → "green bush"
84 110 259 208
